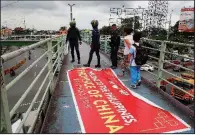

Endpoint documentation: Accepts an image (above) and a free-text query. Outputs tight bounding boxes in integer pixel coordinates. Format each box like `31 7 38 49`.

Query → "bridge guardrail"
82 33 194 103
1 35 67 133
141 38 194 97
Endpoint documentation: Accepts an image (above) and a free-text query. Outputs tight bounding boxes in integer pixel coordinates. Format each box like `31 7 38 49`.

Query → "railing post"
0 58 12 133
104 35 108 53
47 39 54 95
57 37 61 72
88 32 91 45
62 35 66 58
156 41 166 88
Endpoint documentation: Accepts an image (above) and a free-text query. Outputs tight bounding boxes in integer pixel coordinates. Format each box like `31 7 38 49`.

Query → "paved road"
3 46 49 113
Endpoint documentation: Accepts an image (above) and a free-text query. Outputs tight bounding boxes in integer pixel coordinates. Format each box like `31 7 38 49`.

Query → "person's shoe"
95 65 101 68
112 66 117 69
117 72 124 77
71 60 75 63
78 60 80 64
83 64 90 67
130 85 137 89
137 80 141 86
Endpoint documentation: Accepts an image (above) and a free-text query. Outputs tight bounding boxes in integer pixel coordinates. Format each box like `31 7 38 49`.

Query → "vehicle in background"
159 77 194 103
173 66 186 72
181 73 194 80
163 60 180 69
183 61 193 67
141 64 154 72
148 62 158 70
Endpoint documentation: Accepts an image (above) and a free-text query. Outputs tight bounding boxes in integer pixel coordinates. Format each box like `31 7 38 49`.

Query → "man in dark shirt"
83 20 101 68
109 24 120 69
66 21 82 64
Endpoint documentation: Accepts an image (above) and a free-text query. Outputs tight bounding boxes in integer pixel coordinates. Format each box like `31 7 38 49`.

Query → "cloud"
1 1 194 30
1 1 58 11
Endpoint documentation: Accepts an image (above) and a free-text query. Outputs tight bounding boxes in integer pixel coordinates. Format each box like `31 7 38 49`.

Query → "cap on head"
70 21 76 27
91 20 99 27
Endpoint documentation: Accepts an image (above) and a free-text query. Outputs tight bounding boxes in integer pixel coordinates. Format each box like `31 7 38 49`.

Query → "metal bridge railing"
141 38 194 98
82 33 194 103
1 35 68 133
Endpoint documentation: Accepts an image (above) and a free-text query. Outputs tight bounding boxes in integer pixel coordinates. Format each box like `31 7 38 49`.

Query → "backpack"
133 43 148 66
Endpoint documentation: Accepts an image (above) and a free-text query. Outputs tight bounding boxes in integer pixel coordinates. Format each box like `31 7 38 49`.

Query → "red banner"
67 68 191 133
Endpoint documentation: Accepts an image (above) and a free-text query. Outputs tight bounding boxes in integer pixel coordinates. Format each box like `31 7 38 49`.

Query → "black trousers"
70 42 80 61
110 48 118 67
87 48 100 65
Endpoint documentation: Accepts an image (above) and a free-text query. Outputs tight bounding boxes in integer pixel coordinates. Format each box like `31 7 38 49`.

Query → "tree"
100 26 111 35
59 26 66 31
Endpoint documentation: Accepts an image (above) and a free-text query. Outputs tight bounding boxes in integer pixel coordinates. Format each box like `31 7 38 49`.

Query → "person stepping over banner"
83 20 101 68
129 32 148 89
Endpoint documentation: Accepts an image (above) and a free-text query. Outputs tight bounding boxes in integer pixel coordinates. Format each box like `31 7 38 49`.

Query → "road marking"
36 64 37 67
34 72 37 76
19 101 41 107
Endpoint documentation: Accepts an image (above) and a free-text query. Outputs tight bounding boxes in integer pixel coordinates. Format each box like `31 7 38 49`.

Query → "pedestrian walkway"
40 42 194 133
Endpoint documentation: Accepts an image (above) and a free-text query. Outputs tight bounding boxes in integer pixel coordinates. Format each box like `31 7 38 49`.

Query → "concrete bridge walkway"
40 42 194 133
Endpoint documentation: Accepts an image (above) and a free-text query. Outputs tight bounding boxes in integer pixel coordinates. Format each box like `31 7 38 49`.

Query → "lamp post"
167 10 173 40
68 4 75 21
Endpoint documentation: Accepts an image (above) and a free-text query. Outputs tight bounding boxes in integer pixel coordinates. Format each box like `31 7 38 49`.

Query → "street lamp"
167 9 173 40
68 4 75 21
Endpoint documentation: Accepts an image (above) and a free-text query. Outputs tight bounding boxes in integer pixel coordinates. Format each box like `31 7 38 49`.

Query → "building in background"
1 27 12 37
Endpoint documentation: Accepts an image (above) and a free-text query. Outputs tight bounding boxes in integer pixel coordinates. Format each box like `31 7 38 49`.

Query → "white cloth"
130 42 139 66
123 34 134 55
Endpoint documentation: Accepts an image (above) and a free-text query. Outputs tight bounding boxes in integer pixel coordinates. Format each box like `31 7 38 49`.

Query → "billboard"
178 7 194 32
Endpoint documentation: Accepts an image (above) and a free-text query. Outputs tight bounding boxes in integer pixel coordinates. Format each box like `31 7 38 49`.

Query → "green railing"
82 33 194 101
1 35 68 133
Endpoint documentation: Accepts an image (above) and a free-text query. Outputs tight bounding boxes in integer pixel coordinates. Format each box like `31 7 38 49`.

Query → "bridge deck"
40 43 194 133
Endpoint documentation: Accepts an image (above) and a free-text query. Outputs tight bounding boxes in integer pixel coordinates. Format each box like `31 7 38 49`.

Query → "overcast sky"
1 1 194 30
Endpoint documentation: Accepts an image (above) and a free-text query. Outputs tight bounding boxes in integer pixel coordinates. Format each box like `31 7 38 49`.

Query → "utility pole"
23 18 26 30
167 10 173 40
68 4 75 21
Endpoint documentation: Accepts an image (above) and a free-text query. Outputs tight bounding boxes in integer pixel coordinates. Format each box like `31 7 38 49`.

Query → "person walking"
83 20 101 68
66 21 82 64
109 24 120 69
129 32 148 88
118 27 134 77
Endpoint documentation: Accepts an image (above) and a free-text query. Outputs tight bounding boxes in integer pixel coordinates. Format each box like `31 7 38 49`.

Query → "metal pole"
47 39 54 94
156 41 166 88
0 58 12 133
68 4 75 21
167 10 173 40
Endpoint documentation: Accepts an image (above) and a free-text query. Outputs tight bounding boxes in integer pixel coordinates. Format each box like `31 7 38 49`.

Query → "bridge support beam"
156 41 166 88
0 59 12 133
